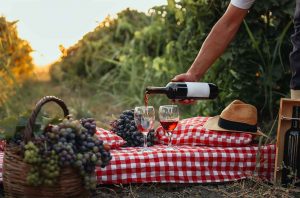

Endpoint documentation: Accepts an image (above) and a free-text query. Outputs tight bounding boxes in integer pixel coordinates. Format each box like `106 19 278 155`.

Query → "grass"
1 68 299 198
1 177 298 197
90 177 299 198
0 67 124 129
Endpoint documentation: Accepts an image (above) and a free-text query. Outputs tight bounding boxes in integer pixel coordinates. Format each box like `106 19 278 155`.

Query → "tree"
50 0 294 132
0 16 34 110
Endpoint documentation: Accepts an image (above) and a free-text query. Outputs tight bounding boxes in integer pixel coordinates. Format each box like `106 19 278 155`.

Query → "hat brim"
203 116 268 137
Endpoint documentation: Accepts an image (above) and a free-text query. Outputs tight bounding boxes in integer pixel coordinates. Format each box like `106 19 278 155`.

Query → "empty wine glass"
159 105 179 150
134 106 155 152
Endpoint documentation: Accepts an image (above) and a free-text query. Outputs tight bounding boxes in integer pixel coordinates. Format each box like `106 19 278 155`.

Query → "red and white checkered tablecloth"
156 117 253 147
96 144 275 184
0 152 2 182
0 144 275 184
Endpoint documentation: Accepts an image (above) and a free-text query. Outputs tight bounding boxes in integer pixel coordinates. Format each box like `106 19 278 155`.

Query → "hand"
171 72 199 82
171 73 199 105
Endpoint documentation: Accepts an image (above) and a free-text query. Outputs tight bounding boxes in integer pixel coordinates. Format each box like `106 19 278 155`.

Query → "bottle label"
186 82 210 97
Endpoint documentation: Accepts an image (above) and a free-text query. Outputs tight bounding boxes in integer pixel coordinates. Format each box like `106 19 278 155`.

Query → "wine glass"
159 105 179 150
134 106 155 152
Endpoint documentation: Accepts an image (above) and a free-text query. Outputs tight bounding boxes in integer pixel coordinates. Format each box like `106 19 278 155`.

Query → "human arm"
172 3 249 82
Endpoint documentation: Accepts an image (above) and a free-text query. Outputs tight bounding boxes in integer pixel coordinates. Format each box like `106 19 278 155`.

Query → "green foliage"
50 0 294 134
202 0 294 132
0 17 34 80
0 116 18 140
0 110 62 141
50 9 151 82
0 16 34 118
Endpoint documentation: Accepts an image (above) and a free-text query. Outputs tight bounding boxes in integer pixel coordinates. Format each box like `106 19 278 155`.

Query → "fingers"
171 73 198 82
171 74 186 82
176 99 196 105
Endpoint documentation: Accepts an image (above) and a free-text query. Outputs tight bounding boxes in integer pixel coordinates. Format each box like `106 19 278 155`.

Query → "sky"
1 0 167 66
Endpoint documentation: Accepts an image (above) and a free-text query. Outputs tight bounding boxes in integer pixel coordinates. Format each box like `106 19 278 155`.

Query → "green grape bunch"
20 116 112 190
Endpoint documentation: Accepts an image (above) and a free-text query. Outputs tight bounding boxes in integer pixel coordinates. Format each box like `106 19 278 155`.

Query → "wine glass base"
138 147 152 153
165 146 178 151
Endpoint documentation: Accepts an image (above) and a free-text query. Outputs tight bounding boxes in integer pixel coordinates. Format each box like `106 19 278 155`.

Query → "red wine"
137 124 145 132
146 82 218 100
144 93 149 107
160 120 178 131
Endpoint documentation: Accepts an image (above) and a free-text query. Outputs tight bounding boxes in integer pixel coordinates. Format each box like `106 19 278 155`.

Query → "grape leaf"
33 116 61 137
0 116 18 140
42 116 62 126
14 113 33 137
15 110 31 125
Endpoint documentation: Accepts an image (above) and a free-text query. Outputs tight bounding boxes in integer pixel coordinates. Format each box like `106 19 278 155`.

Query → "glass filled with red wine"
134 106 155 152
159 105 179 149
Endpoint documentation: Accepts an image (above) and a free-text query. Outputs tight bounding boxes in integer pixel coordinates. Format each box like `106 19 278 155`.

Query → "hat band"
218 117 257 132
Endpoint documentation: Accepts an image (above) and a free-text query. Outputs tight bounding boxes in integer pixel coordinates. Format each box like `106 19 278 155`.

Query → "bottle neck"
145 87 167 94
292 106 300 129
292 120 299 129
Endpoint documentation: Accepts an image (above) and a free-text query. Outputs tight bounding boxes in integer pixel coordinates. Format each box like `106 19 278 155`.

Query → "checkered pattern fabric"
0 141 5 151
156 117 253 147
96 128 126 149
0 144 275 184
96 144 275 184
0 152 2 182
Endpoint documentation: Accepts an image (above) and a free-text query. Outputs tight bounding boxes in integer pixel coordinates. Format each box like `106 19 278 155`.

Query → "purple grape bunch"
22 116 112 190
110 109 156 147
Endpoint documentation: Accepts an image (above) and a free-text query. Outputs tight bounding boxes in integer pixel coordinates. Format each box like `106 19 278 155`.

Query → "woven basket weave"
3 96 89 198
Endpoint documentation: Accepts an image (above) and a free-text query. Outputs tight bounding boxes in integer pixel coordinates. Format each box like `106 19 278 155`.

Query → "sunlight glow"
1 0 166 67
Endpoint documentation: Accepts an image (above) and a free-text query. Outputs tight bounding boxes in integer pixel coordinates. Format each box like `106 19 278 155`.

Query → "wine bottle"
282 106 300 186
145 82 218 100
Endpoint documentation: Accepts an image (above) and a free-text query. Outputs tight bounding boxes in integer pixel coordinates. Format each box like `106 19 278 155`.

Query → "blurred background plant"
0 0 295 138
0 16 34 117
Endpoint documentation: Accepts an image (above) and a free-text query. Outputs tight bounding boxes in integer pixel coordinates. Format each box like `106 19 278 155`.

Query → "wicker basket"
3 96 89 198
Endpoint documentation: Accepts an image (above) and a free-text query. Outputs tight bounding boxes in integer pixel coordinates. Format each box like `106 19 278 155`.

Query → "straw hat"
203 100 267 136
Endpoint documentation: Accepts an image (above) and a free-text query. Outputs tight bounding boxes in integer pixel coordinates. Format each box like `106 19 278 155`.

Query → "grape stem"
44 141 47 152
143 134 147 149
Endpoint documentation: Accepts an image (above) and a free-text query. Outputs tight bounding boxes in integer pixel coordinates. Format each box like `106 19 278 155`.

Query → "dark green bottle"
282 106 300 186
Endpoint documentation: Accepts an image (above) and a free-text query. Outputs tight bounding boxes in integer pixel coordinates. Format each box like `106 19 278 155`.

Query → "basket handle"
23 96 69 143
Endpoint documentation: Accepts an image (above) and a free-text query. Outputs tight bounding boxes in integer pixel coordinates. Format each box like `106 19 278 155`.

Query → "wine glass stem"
144 133 148 148
168 131 172 147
